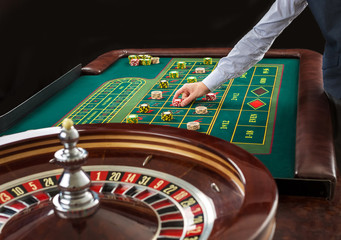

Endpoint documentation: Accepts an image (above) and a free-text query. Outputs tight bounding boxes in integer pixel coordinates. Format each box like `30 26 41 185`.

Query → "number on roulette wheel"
0 119 278 239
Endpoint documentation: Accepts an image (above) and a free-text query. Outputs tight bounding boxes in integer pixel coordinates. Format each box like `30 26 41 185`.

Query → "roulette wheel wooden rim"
0 123 278 239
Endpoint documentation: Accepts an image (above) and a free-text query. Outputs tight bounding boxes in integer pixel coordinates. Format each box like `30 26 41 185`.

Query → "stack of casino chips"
126 114 138 123
128 55 137 62
177 61 186 69
139 103 150 113
130 59 139 66
151 57 160 64
187 121 200 130
206 93 217 101
203 57 213 65
128 55 139 66
139 55 151 66
151 91 162 99
169 71 179 78
172 98 182 107
161 111 173 121
187 76 197 83
195 106 208 114
141 59 151 66
159 80 169 89
195 67 205 73
128 55 159 66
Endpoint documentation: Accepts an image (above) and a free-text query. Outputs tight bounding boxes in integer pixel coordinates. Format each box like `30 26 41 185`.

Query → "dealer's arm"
173 0 308 107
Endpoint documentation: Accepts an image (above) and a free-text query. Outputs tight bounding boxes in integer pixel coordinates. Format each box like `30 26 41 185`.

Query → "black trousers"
326 92 341 169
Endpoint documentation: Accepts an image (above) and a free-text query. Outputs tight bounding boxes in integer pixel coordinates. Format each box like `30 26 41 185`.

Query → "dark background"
0 0 324 115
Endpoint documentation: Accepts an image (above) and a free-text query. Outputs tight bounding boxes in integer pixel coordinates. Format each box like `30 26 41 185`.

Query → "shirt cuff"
202 67 228 91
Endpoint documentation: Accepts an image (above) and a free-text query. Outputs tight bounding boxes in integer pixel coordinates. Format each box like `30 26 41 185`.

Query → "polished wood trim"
82 48 231 75
0 134 244 191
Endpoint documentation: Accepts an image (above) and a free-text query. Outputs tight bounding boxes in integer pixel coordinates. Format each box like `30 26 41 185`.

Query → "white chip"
195 106 208 114
151 90 163 99
151 57 160 64
195 67 205 73
187 121 200 130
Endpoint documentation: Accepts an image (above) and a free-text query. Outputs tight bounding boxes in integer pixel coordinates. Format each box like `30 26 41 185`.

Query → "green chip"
141 59 152 66
187 76 197 83
128 55 137 63
203 57 212 65
169 71 179 78
126 114 138 123
177 61 186 69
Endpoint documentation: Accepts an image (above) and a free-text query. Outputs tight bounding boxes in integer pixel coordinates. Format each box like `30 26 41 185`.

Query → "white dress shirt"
202 0 308 91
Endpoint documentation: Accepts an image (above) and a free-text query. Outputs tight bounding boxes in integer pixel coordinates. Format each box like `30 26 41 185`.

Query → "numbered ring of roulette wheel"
0 123 278 240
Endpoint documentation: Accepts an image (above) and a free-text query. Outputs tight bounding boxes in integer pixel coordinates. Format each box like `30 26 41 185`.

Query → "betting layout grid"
55 78 146 125
54 58 282 154
125 58 282 154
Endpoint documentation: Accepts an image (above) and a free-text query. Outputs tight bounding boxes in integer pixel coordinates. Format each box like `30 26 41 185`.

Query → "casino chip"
177 61 186 69
187 121 200 130
159 80 169 89
151 91 162 99
141 59 151 66
195 67 205 73
151 57 160 64
128 55 137 63
169 71 179 78
206 93 217 101
130 59 139 66
187 76 197 83
195 106 208 114
128 55 159 66
203 57 213 65
161 111 173 121
172 98 182 107
126 114 138 123
139 103 150 113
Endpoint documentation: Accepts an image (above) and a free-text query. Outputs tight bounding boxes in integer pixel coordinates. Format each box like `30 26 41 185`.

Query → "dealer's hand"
173 82 210 107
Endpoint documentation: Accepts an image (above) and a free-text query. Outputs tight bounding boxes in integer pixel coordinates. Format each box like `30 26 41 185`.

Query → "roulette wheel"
0 120 277 239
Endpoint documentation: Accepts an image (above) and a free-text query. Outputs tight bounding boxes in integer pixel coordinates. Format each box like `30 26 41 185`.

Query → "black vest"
307 0 341 98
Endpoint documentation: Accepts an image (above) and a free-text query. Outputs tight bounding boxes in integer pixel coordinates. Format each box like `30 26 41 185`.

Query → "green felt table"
1 56 299 178
0 48 335 198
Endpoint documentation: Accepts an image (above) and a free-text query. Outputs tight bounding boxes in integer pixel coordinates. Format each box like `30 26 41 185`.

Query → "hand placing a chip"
173 82 210 107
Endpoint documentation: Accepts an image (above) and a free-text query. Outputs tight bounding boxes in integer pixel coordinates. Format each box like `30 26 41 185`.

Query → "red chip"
172 98 182 107
130 59 139 66
205 93 216 101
